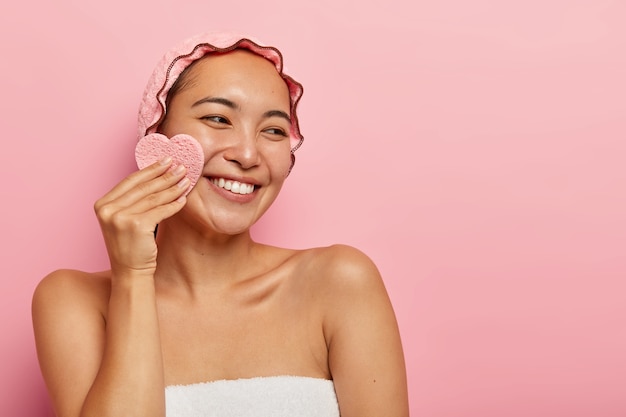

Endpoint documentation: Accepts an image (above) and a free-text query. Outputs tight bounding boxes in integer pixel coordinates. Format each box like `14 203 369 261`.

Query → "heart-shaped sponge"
135 133 205 196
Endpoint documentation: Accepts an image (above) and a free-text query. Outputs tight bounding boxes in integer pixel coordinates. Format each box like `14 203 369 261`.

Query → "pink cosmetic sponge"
135 133 205 196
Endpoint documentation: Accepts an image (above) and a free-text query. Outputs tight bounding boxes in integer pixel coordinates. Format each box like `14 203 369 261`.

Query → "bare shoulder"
295 244 386 297
292 244 393 334
32 268 111 315
32 268 111 346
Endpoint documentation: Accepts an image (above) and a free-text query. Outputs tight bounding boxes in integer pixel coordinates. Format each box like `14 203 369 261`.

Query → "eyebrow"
192 96 238 109
192 96 291 123
262 109 291 124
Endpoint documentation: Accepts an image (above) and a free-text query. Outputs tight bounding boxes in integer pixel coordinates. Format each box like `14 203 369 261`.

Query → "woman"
32 32 409 417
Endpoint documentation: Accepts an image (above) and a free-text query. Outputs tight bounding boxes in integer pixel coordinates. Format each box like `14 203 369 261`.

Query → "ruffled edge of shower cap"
137 32 304 153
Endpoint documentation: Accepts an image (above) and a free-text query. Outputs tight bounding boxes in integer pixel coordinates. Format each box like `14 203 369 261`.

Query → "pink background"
1 1 625 416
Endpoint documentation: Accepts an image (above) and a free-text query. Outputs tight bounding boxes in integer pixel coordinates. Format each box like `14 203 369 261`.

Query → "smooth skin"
32 50 409 417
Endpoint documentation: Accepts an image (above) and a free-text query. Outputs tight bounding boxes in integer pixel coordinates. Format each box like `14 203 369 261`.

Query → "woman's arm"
32 159 189 417
33 269 165 417
323 245 409 417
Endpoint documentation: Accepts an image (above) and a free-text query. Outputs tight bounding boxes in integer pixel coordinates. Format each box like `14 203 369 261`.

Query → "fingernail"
173 164 186 175
160 156 172 165
177 178 190 188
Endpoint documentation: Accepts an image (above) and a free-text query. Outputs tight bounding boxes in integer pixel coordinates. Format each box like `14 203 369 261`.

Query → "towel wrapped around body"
165 376 340 417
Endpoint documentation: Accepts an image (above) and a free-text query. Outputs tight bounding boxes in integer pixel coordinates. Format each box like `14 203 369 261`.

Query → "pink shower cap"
138 32 304 153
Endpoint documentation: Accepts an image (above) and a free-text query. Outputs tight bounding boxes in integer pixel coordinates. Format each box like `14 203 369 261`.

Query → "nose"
223 129 261 169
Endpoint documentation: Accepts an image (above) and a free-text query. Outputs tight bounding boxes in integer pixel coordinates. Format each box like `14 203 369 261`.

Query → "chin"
211 222 254 236
206 211 262 236
183 191 271 235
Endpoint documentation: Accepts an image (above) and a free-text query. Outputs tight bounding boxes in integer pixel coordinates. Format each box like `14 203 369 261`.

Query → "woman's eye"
202 115 230 124
263 127 288 136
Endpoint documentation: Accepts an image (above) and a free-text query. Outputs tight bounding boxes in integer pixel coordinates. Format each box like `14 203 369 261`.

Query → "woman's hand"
94 157 190 278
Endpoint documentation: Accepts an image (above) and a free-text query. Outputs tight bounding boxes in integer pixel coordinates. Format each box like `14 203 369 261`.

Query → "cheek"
265 142 293 177
158 114 199 139
191 129 230 161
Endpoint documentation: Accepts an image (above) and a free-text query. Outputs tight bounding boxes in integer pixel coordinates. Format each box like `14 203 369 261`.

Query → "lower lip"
204 177 258 203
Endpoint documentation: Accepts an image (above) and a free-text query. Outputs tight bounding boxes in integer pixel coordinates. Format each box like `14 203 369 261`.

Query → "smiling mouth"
209 177 256 195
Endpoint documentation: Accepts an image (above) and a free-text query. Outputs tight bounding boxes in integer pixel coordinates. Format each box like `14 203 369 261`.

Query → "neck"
153 217 263 293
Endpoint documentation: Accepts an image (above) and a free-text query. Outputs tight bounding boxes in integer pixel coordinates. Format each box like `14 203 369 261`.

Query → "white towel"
165 375 340 417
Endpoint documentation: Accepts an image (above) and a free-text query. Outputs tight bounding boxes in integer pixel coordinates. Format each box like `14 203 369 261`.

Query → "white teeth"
210 177 255 195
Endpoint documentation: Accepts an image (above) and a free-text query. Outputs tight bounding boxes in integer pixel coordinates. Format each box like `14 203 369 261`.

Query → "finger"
123 176 191 217
114 164 189 211
99 157 175 204
103 183 189 238
95 161 187 214
138 192 189 227
97 172 190 230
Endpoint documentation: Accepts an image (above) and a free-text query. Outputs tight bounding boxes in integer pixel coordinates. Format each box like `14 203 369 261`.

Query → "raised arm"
32 158 189 417
323 245 409 417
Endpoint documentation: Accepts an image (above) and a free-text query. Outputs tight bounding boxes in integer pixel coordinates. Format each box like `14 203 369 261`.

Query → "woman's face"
159 50 293 235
